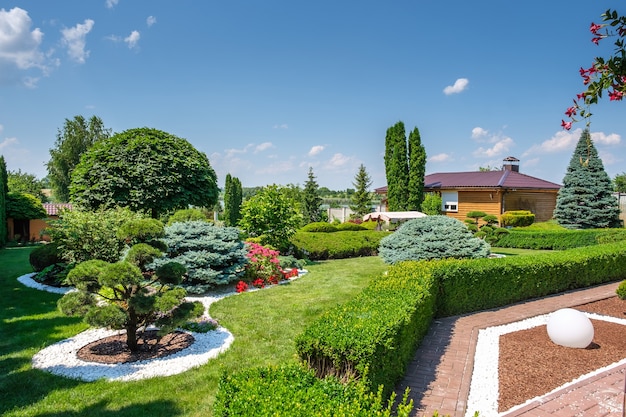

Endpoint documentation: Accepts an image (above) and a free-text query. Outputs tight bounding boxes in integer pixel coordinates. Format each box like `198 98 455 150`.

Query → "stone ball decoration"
546 308 594 348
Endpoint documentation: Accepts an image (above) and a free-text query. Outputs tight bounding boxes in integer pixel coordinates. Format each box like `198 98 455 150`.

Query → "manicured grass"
0 249 388 417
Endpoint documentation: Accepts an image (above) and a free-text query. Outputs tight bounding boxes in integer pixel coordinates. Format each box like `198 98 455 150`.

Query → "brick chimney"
502 156 520 172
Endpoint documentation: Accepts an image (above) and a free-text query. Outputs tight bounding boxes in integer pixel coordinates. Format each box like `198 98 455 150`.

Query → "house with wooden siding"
375 157 561 223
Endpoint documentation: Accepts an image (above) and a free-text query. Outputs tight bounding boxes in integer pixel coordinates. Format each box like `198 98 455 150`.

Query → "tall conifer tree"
302 167 322 224
384 121 409 211
223 174 243 226
553 129 621 228
408 127 426 211
350 164 373 218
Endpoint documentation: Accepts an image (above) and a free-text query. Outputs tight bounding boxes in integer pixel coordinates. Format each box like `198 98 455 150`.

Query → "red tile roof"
43 203 73 216
375 170 561 193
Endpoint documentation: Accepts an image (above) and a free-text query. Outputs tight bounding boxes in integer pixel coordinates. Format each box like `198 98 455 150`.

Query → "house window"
441 191 458 212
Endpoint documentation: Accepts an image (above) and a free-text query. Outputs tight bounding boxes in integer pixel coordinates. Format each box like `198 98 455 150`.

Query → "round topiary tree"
378 215 491 264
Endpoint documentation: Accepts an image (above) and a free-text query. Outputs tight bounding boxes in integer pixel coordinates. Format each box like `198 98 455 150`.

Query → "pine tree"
408 127 426 211
384 121 409 211
553 129 621 229
302 167 322 224
350 164 373 218
0 156 7 246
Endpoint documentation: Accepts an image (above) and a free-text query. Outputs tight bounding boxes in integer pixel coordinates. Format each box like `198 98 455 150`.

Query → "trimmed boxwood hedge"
294 241 626 402
290 230 391 260
295 261 437 399
213 364 413 417
492 228 626 249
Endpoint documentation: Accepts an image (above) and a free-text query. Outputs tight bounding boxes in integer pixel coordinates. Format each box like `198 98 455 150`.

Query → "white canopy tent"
362 211 428 224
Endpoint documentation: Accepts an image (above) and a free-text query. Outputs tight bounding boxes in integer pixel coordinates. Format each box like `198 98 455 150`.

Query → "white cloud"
146 16 157 27
430 153 451 162
473 137 514 158
443 78 469 95
0 124 3 133
273 124 288 129
308 145 325 156
254 142 273 153
124 30 140 49
0 136 18 150
524 129 581 156
591 131 621 146
327 153 351 168
0 7 55 85
61 19 94 63
105 0 119 9
471 127 489 140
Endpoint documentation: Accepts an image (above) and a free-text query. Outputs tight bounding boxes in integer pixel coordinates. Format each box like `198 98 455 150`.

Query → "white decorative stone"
546 308 594 348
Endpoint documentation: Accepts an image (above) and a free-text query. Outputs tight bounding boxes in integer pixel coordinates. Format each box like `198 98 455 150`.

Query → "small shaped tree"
379 215 490 264
57 219 202 352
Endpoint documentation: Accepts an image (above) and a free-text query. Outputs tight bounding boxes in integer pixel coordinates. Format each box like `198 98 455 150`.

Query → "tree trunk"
126 308 139 352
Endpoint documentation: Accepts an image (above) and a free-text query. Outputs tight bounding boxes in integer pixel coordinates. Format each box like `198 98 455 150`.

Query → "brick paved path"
395 282 625 417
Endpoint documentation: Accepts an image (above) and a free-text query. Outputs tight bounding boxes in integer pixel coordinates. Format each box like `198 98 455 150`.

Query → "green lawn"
0 248 388 417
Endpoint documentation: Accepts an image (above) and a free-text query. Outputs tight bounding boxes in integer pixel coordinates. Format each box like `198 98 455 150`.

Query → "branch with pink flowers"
562 9 625 130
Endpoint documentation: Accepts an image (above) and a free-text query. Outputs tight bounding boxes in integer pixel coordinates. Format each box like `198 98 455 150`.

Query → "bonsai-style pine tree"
302 167 322 224
553 129 621 229
57 218 203 352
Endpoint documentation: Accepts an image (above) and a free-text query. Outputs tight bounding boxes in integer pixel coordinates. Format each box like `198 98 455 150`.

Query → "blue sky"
1 1 624 192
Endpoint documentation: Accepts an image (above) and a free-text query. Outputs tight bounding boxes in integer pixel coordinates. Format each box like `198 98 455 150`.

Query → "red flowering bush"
235 281 249 293
234 243 302 293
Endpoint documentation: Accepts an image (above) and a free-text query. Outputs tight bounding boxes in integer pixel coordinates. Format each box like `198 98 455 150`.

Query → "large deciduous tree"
408 127 426 211
384 122 409 211
8 169 47 202
47 115 111 202
0 156 7 246
69 128 219 219
350 164 373 218
302 167 322 224
223 174 243 227
613 172 626 193
553 129 621 228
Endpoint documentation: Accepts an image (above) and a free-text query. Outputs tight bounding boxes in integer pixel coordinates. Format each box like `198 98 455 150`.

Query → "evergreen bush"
378 216 490 264
29 243 62 272
500 210 535 227
152 220 248 293
617 281 626 300
166 208 209 225
336 222 367 231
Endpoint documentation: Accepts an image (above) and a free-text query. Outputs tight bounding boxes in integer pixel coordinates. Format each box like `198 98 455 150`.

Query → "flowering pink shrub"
236 243 300 292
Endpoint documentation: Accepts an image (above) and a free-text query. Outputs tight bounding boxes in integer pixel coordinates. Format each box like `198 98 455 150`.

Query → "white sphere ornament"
546 308 594 349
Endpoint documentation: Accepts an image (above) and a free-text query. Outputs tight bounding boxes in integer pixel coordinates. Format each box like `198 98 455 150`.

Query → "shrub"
151 220 248 293
33 263 74 287
166 208 209 225
491 228 626 249
117 218 164 244
378 216 490 264
46 207 144 264
291 230 390 260
29 243 62 272
500 210 535 227
617 281 626 300
214 364 414 417
336 222 367 231
300 222 338 232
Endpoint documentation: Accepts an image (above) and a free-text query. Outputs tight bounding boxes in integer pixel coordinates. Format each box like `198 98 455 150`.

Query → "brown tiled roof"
43 203 73 216
375 170 561 193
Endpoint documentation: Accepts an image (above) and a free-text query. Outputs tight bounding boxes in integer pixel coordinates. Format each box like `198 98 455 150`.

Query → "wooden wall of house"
503 191 558 222
445 191 503 223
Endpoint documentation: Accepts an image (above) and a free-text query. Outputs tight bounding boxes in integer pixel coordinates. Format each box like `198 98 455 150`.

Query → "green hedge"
295 261 436 398
300 222 339 233
500 210 535 227
492 229 626 249
290 230 391 260
213 364 414 417
436 241 626 316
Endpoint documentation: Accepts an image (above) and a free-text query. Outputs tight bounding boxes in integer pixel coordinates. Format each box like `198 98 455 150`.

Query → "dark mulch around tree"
77 330 194 364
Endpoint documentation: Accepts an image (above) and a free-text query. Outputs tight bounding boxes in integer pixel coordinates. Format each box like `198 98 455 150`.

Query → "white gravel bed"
18 270 306 382
465 312 626 417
